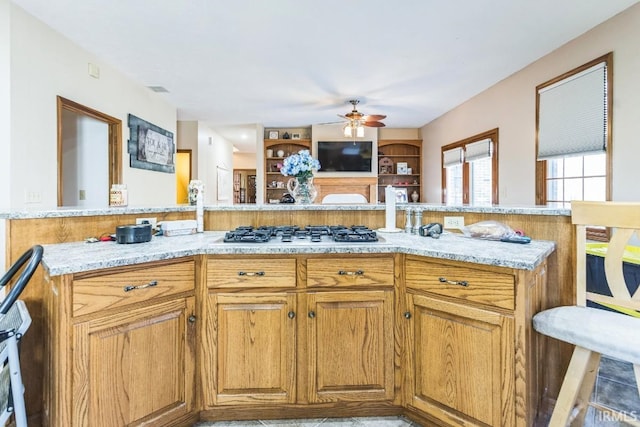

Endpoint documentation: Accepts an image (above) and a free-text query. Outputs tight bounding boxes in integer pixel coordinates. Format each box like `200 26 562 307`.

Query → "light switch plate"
444 216 465 229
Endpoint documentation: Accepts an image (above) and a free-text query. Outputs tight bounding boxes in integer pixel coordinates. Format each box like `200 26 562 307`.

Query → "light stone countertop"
2 203 570 219
41 230 556 276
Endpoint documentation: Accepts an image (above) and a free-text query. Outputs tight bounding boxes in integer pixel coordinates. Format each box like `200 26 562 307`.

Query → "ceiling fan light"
356 125 364 137
343 124 353 137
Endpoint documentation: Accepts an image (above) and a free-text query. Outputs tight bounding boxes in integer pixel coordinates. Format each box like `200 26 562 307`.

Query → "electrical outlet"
136 217 157 229
444 216 465 229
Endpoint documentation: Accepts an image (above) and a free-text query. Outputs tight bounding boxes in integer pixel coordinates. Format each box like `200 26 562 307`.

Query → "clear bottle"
404 207 413 233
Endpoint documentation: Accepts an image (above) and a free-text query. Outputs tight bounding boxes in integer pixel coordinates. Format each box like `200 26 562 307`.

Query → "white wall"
0 0 10 212
7 2 177 209
421 3 640 204
197 123 234 205
62 111 109 207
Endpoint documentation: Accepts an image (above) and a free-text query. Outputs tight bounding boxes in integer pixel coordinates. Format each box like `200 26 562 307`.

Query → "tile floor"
583 356 640 426
194 416 420 427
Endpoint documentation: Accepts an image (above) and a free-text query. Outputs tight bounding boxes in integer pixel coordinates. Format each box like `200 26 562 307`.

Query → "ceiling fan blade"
317 120 344 125
337 114 349 120
363 114 386 121
363 121 385 128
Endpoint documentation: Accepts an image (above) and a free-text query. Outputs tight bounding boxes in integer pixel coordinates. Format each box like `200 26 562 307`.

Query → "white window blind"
443 147 463 168
537 62 607 160
465 138 492 162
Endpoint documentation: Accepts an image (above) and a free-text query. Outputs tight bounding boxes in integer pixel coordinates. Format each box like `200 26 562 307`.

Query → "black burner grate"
223 225 378 243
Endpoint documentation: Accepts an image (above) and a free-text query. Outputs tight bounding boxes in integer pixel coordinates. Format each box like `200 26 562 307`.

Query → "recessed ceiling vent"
147 86 169 93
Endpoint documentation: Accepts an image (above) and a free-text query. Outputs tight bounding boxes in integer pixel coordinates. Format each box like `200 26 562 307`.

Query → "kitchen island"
2 203 570 425
39 226 554 426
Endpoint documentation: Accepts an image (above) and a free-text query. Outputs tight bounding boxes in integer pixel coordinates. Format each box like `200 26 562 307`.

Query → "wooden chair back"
572 201 640 313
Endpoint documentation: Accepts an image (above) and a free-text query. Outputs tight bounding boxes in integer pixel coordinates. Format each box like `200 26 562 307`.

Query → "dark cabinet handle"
404 312 411 319
288 311 295 319
308 311 316 318
439 277 469 287
338 270 364 276
238 271 265 276
123 280 158 292
188 315 197 323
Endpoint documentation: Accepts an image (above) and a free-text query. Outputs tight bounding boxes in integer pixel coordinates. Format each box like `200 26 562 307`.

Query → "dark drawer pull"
124 280 158 292
438 277 469 287
338 270 364 276
238 271 265 277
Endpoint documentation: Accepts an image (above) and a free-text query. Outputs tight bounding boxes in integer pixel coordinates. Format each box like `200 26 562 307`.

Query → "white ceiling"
11 0 639 152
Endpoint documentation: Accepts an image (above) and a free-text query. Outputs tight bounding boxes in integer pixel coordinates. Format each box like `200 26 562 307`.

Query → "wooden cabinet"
378 139 422 203
44 258 197 427
72 297 196 426
264 138 311 203
403 255 546 427
202 254 395 411
406 293 514 426
306 290 394 403
206 292 297 406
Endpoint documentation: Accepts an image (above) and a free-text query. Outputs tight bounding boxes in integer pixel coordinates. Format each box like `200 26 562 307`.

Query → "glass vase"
286 176 317 204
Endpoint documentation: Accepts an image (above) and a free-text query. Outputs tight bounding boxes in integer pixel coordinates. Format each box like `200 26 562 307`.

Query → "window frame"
441 128 499 205
535 53 613 241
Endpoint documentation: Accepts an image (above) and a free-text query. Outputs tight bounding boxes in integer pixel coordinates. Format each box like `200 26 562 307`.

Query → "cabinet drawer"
207 258 296 288
406 258 514 310
307 257 394 288
73 260 194 316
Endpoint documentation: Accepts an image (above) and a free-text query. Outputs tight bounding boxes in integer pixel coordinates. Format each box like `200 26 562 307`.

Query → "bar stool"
533 201 640 426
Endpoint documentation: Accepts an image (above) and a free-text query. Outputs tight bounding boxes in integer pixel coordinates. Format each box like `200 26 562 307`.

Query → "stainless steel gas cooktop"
223 225 380 244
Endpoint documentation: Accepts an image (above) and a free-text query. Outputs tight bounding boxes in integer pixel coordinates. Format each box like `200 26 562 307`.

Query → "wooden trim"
441 128 499 204
56 96 122 206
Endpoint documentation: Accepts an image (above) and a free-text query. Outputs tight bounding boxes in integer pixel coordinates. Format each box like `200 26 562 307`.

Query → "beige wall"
177 121 199 179
421 3 640 204
379 128 421 140
233 153 257 170
6 2 177 208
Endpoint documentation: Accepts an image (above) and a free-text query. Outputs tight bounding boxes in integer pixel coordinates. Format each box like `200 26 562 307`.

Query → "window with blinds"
441 129 498 205
535 53 612 210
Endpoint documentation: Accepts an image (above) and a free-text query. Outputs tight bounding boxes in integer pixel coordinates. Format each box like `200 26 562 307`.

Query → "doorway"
233 169 256 203
57 97 122 207
176 149 192 204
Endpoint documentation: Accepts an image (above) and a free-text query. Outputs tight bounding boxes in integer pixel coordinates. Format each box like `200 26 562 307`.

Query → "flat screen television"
316 141 373 172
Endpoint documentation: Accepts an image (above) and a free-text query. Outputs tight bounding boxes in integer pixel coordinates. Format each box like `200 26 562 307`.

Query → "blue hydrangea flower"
280 150 320 180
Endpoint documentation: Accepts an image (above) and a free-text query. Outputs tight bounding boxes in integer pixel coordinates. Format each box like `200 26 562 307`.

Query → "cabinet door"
306 290 394 403
406 293 514 427
206 292 296 406
72 297 196 426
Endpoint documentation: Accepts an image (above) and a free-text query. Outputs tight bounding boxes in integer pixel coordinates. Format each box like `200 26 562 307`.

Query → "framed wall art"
127 114 175 173
395 188 408 203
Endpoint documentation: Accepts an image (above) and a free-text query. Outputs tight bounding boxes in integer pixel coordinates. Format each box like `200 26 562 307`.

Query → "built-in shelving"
264 135 311 203
377 139 422 203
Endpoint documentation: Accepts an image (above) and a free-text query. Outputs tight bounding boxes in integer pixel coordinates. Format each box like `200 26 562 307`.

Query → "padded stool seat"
533 306 640 365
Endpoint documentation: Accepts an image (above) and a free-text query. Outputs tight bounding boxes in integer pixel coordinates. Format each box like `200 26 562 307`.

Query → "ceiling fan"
339 99 386 128
334 99 386 138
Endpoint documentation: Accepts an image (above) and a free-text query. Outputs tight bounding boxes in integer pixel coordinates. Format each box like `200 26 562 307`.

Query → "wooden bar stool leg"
549 346 600 427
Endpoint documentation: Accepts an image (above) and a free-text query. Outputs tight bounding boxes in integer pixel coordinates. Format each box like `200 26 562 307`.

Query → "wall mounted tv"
317 141 373 172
